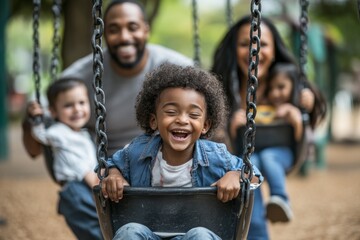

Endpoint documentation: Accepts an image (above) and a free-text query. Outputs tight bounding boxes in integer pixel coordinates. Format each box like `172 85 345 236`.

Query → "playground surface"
0 123 359 240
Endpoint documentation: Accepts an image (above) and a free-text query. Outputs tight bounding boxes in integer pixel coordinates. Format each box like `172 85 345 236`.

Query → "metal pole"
0 0 9 160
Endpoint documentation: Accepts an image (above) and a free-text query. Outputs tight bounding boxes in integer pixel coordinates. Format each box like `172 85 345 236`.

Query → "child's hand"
27 101 44 118
101 168 130 203
300 88 315 113
276 103 303 141
211 171 240 203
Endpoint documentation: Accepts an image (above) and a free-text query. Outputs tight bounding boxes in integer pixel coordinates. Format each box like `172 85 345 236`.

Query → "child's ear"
149 114 158 130
201 119 211 135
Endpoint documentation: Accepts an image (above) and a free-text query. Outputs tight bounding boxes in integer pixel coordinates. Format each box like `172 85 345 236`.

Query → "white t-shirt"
32 122 97 182
151 149 193 187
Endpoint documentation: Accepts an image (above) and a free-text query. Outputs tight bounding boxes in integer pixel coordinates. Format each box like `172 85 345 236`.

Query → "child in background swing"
28 78 102 240
100 63 263 240
262 63 327 223
254 63 304 224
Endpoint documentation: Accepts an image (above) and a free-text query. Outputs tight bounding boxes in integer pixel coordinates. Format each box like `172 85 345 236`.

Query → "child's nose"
176 114 189 124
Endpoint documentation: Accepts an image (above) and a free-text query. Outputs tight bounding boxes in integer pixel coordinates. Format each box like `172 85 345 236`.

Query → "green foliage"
310 0 360 72
149 0 240 69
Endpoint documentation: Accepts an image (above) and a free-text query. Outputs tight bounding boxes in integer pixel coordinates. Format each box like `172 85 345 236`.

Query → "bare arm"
22 101 45 158
22 116 42 158
83 171 100 188
276 103 303 141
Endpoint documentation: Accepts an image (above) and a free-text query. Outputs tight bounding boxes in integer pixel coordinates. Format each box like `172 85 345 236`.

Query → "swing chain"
92 0 109 182
50 0 62 82
32 0 41 104
299 0 309 87
242 0 261 182
191 0 201 67
226 0 233 28
238 2 261 235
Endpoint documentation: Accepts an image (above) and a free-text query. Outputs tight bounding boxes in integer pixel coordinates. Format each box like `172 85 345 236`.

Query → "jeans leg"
248 188 269 240
58 181 103 240
176 227 221 240
260 147 293 201
113 223 161 240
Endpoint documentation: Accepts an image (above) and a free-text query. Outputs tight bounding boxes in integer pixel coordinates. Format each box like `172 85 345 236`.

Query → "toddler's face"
268 73 293 106
51 85 90 131
150 87 210 163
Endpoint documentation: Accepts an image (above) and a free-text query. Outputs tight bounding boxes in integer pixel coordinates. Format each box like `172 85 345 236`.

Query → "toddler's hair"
47 78 87 109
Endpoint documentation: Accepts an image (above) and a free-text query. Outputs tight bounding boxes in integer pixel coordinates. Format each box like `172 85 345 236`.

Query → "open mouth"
117 45 136 58
171 130 190 141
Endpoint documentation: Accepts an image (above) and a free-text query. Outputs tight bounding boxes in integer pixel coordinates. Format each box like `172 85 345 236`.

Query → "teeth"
118 45 135 54
172 130 188 134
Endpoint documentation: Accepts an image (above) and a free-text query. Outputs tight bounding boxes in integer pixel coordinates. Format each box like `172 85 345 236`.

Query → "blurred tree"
310 0 360 72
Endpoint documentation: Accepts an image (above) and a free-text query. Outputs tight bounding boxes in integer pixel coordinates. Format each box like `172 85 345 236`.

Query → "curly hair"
135 63 228 138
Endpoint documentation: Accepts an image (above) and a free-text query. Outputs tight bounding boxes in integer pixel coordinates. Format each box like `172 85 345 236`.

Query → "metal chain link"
299 0 310 123
237 1 261 238
299 0 309 89
242 0 261 183
191 0 201 67
50 0 62 82
32 0 41 104
226 0 233 28
91 0 108 182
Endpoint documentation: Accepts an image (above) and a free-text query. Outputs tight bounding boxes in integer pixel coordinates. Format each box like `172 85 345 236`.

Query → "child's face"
150 88 211 161
50 85 90 131
268 73 293 106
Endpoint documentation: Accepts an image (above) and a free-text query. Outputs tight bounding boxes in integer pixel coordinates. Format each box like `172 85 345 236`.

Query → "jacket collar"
138 134 209 167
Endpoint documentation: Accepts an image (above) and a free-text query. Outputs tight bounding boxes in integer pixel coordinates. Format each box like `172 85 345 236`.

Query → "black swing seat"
93 185 254 240
235 121 308 175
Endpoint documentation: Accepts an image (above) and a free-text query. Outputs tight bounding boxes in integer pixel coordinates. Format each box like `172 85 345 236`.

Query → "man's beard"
109 43 146 69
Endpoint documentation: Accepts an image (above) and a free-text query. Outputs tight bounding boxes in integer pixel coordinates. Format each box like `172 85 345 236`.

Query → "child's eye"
189 113 201 119
165 110 177 115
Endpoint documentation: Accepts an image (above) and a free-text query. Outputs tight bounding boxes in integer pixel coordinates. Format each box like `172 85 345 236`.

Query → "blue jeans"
248 147 293 240
253 147 293 201
58 181 103 240
113 222 221 240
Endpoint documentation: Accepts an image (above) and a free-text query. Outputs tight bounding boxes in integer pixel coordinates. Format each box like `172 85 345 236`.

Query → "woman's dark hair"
135 62 228 138
211 15 297 114
47 78 87 109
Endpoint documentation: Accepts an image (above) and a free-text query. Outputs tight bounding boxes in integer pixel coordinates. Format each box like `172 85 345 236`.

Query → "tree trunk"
61 0 92 69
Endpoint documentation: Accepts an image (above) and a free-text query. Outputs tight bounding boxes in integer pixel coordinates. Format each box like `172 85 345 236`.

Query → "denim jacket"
107 134 262 187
